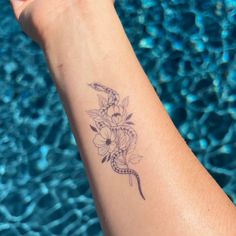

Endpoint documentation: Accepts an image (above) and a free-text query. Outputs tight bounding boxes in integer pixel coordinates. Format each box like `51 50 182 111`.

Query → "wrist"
40 0 115 50
41 0 118 89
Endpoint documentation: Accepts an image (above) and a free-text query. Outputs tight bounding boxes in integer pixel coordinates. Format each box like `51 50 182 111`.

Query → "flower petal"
112 116 120 124
119 106 124 114
107 106 115 117
98 146 109 156
118 131 129 149
117 116 122 123
100 127 111 139
113 105 120 113
108 142 116 153
93 134 106 147
110 130 116 141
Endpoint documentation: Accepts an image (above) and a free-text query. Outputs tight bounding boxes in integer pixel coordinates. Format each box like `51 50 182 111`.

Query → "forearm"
42 1 236 235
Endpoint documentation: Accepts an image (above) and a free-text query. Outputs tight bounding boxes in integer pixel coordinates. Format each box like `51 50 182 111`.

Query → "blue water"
0 0 236 235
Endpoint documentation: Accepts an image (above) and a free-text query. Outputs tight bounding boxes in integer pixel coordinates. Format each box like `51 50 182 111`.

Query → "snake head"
88 83 96 89
88 83 105 92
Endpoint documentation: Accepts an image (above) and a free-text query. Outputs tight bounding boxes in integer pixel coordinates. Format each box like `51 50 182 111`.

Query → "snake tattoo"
87 82 145 200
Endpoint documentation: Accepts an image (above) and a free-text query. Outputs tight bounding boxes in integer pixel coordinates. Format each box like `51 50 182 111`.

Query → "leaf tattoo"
90 125 98 133
128 154 143 165
126 113 133 120
122 96 129 107
87 82 145 200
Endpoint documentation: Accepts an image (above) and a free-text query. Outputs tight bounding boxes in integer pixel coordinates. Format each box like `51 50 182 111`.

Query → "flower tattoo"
93 127 116 156
87 82 145 200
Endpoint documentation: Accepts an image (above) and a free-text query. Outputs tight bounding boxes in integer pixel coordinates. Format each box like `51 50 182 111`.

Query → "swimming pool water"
0 0 236 235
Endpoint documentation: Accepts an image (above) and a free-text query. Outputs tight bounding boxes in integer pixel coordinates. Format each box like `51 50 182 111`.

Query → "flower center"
106 139 112 145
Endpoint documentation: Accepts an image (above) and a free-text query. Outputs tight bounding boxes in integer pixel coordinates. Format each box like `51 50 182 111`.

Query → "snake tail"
111 155 145 200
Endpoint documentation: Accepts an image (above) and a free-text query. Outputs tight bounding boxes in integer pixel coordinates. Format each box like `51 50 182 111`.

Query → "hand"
10 0 114 46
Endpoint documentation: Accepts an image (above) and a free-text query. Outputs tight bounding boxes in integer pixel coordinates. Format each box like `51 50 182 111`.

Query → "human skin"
10 0 236 235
